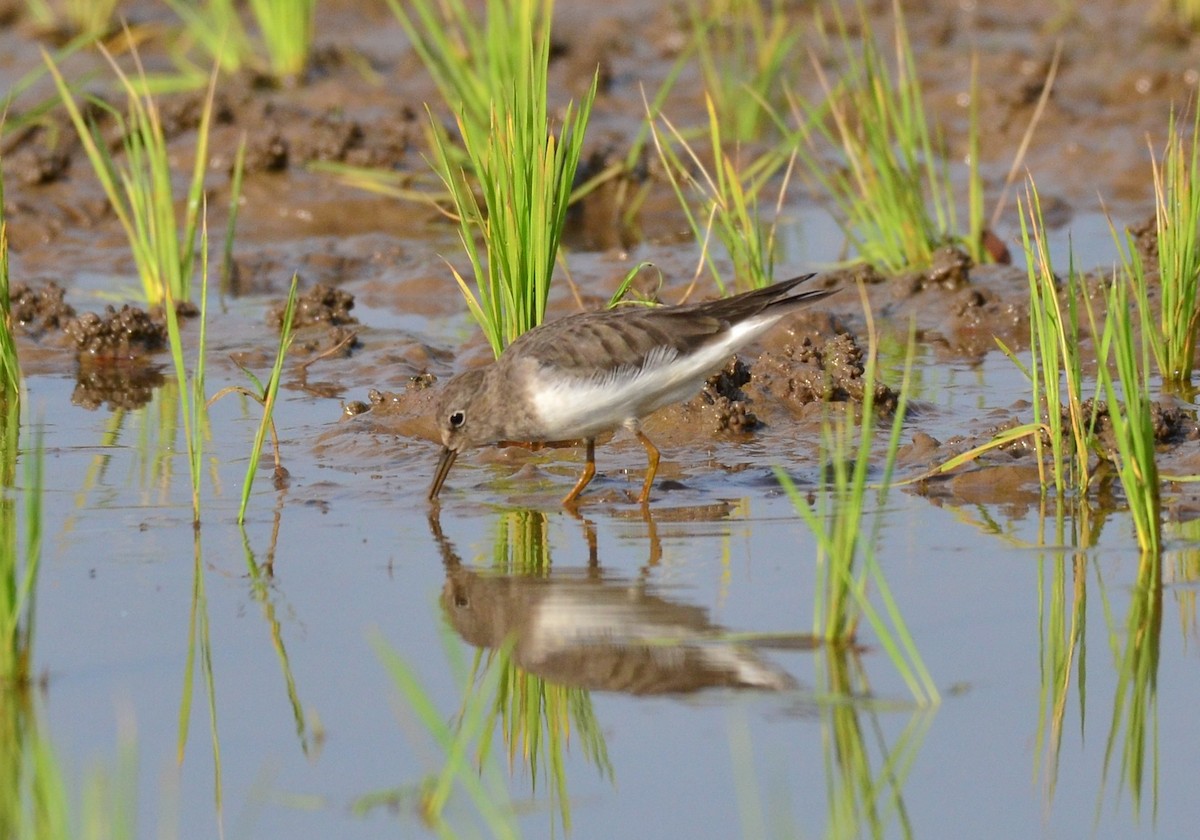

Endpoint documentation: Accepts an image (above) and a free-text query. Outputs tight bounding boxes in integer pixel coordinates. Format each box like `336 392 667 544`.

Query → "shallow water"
4 0 1200 837
29 398 1200 838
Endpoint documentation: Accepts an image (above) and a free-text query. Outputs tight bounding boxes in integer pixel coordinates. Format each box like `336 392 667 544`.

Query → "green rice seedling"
0 177 19 402
306 161 439 205
24 0 120 40
1165 519 1200 626
369 630 520 836
176 530 223 822
246 0 315 82
395 0 596 354
476 511 611 835
0 690 60 838
0 417 42 688
209 274 298 525
44 49 218 306
819 649 933 837
1087 273 1162 556
221 135 246 295
1162 0 1200 28
165 0 315 84
163 0 253 81
650 95 796 293
1099 550 1162 820
0 37 98 144
604 262 658 310
1117 106 1200 390
997 181 1095 499
685 0 804 142
727 657 931 838
1033 512 1087 801
930 177 1094 501
388 0 513 148
778 292 937 704
161 213 212 525
787 0 983 271
239 522 315 754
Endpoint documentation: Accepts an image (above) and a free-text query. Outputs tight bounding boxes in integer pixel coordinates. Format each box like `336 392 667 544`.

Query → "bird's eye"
448 410 466 428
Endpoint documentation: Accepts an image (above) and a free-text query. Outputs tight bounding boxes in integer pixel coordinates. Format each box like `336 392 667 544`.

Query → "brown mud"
3 0 1200 516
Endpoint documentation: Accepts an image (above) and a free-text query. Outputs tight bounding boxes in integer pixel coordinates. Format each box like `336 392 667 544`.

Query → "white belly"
528 317 771 440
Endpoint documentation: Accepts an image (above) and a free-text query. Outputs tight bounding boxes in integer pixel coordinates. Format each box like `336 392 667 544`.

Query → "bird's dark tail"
690 274 835 321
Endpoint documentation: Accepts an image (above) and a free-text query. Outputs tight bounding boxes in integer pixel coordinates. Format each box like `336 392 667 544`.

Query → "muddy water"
4 0 1200 837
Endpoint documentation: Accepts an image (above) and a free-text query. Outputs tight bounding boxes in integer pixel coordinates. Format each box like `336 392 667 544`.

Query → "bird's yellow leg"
562 438 597 506
635 430 661 505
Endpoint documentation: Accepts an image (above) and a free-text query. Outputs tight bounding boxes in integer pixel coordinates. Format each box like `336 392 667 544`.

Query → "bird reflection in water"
429 508 812 696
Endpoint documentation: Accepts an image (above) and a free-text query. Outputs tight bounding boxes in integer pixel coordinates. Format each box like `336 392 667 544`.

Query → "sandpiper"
428 274 833 505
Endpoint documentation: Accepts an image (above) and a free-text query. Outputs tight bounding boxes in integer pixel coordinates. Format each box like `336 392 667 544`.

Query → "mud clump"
751 331 900 417
270 282 361 358
239 105 413 174
944 282 1029 359
8 281 75 333
698 357 758 433
1127 215 1157 274
63 305 167 359
1084 399 1200 450
343 381 440 442
7 147 70 186
818 262 887 289
71 362 165 411
271 282 359 329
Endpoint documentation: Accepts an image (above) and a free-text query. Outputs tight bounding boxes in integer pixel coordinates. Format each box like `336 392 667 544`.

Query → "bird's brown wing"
503 274 834 380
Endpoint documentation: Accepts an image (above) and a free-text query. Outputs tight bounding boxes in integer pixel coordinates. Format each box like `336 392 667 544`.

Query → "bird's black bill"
428 446 459 500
